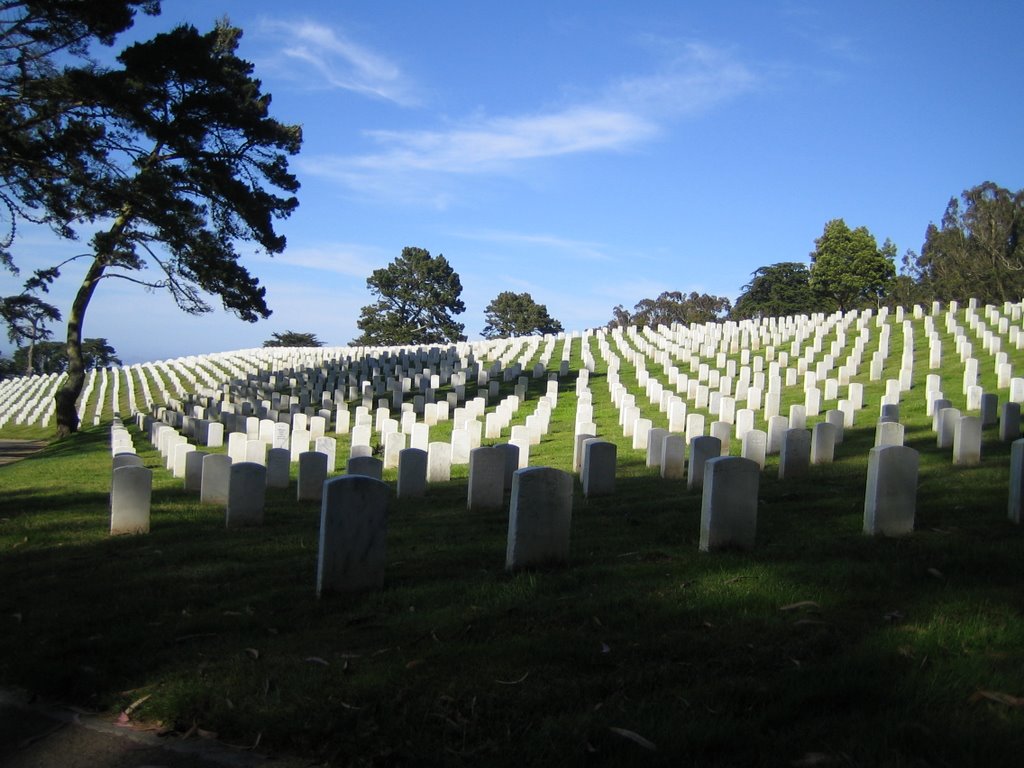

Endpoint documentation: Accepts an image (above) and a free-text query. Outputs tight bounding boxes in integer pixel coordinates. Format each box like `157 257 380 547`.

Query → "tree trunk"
54 257 106 437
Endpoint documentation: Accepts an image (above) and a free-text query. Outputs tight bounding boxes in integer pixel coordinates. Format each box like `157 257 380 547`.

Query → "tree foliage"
808 219 895 311
353 247 466 346
10 18 302 436
481 291 563 339
910 181 1024 304
731 262 819 319
13 337 120 375
1 0 161 270
0 293 61 374
609 291 731 329
263 330 324 347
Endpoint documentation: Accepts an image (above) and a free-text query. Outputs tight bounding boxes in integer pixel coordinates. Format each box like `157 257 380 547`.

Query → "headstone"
874 421 905 447
110 466 152 535
112 453 144 471
184 450 209 492
493 443 520 491
688 435 722 491
426 442 452 482
207 422 224 448
298 451 330 501
936 407 961 449
1000 402 1022 442
573 432 596 473
316 475 390 595
661 434 686 480
879 403 900 423
699 457 759 552
467 446 506 511
200 453 232 505
396 448 428 498
225 462 267 527
863 445 918 536
741 429 767 470
810 422 837 465
581 439 616 498
778 429 811 479
505 467 573 571
980 393 999 428
266 447 291 488
346 455 384 481
1008 439 1024 524
953 415 982 465
646 427 669 469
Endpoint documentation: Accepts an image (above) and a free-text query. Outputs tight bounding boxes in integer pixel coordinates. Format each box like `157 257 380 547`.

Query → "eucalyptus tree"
481 291 563 339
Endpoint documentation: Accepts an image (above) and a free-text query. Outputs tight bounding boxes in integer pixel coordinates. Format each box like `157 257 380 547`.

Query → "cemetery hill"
3 297 1024 765
2 4 1024 765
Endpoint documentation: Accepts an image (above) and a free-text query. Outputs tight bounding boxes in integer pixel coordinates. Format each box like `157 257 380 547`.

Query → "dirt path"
0 689 308 768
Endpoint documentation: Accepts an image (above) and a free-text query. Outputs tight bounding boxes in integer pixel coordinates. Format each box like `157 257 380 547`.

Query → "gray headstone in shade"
699 456 759 552
505 467 573 571
316 475 390 596
184 450 209 492
687 435 722 491
347 455 383 481
879 403 900 423
226 462 266 528
266 447 291 489
397 447 428 498
298 450 330 502
492 443 520 492
110 465 152 535
1000 402 1021 442
980 393 999 428
863 445 919 537
936 407 960 449
200 453 232 505
1009 439 1024 524
581 439 616 498
778 429 811 479
467 446 505 511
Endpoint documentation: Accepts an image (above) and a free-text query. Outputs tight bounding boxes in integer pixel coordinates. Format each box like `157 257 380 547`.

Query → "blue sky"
3 1 1022 364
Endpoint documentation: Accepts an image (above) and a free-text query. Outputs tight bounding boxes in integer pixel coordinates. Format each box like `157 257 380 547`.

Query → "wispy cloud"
260 19 417 105
300 36 758 204
610 40 758 116
454 229 612 262
252 242 390 278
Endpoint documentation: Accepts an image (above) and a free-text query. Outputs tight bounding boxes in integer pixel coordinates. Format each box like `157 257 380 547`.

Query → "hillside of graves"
1 301 1023 765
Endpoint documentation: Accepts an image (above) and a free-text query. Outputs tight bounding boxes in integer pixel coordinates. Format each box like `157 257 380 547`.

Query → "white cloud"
252 242 390 278
300 38 758 204
260 19 417 105
454 229 612 262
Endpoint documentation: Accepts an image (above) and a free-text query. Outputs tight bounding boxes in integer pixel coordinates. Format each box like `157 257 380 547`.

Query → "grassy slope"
1 312 1023 766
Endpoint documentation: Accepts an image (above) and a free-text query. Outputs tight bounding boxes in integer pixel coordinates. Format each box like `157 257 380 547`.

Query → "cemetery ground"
1 426 1023 765
2 311 1024 765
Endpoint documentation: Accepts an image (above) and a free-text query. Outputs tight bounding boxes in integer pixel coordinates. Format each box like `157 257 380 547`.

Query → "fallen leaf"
600 642 611 654
244 648 259 660
927 568 944 579
10 613 21 624
406 659 424 669
495 672 530 685
197 728 218 739
970 690 1024 708
793 619 830 627
305 656 329 666
725 575 755 584
609 726 657 751
780 601 821 612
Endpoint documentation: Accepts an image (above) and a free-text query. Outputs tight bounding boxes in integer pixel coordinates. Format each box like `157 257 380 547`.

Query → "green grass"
2 311 1024 766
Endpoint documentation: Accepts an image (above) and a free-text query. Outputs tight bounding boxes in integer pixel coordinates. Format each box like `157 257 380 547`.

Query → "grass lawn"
2 313 1024 766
